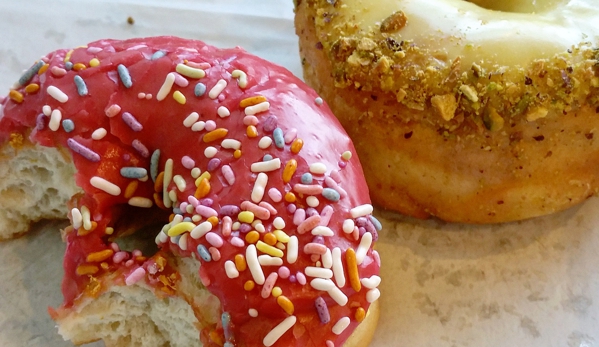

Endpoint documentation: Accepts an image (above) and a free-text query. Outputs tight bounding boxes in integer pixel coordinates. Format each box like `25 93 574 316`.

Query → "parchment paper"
0 1 597 346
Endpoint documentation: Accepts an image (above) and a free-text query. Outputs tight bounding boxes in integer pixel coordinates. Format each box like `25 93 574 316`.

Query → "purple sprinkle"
287 204 297 214
67 138 100 162
239 223 252 233
338 161 347 168
132 139 149 158
262 115 278 133
288 275 297 283
355 217 368 227
312 236 325 244
315 297 330 324
371 228 379 241
200 198 214 207
122 112 143 132
220 205 240 217
207 158 221 172
305 207 318 217
365 219 377 234
35 113 46 130
358 226 367 237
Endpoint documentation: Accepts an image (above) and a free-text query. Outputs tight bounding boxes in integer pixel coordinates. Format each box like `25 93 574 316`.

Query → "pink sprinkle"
221 165 235 185
209 247 221 261
137 92 146 99
287 204 297 214
338 161 347 168
173 72 189 87
304 243 327 255
243 115 259 126
132 249 142 258
293 184 324 195
284 128 297 144
261 272 278 298
298 215 321 234
105 104 121 118
145 93 152 100
326 340 334 347
199 269 211 286
268 188 282 202
311 254 320 262
373 250 381 267
182 156 195 170
87 46 103 53
240 201 270 220
195 205 218 218
51 66 67 77
319 205 334 226
293 209 306 226
187 196 199 207
125 259 135 267
112 251 128 264
218 94 225 101
278 266 290 279
222 216 232 237
179 202 188 211
230 236 245 248
205 232 224 248
296 272 307 285
186 61 210 69
330 170 342 183
125 267 146 286
110 242 120 252
258 201 277 216
205 120 217 131
324 177 347 198
352 226 359 241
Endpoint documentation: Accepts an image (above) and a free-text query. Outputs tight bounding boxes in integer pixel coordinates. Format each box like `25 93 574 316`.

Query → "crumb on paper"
127 16 135 25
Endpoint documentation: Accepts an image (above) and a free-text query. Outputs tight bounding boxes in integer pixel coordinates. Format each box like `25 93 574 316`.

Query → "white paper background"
1 1 598 347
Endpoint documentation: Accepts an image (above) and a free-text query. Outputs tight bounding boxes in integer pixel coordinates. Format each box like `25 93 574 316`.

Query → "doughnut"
0 36 381 346
295 0 599 223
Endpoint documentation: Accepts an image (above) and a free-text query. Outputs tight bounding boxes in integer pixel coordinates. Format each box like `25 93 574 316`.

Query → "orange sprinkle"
245 231 260 244
76 264 99 276
263 232 277 246
24 83 40 94
208 329 224 346
100 262 110 270
246 125 258 138
346 248 362 292
277 295 294 315
203 128 228 143
154 171 165 193
234 254 247 272
284 192 296 203
124 180 139 199
86 249 115 263
355 307 366 322
194 178 211 199
169 213 175 222
233 149 242 159
77 221 97 236
153 192 166 209
38 63 49 75
136 256 147 262
9 90 24 103
73 63 87 71
239 95 267 108
207 216 219 227
282 159 297 183
244 280 255 291
195 172 211 187
290 138 304 154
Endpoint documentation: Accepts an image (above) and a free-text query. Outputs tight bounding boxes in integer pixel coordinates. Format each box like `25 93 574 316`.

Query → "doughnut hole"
464 0 565 13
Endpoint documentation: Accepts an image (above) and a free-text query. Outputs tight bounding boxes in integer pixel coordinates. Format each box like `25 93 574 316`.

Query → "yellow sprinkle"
38 64 49 75
277 295 294 314
203 128 228 143
89 58 100 67
244 280 255 291
263 232 277 246
173 90 186 104
233 149 242 159
194 172 212 187
194 178 211 199
290 138 304 154
76 264 99 276
239 95 268 108
342 151 352 161
105 227 114 235
238 211 255 224
245 231 260 244
73 63 86 71
272 287 283 298
24 83 40 94
256 240 284 258
234 254 247 272
100 262 110 270
64 49 74 63
355 307 366 323
176 63 206 78
167 221 196 237
284 192 296 203
207 216 219 227
86 249 115 263
282 159 297 184
246 125 258 138
9 90 24 103
346 248 361 292
124 180 139 199
272 229 290 243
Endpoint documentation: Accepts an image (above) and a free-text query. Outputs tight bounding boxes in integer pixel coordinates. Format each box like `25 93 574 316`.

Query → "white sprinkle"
225 260 240 279
350 204 374 218
306 196 320 208
47 85 68 103
91 128 107 140
248 308 258 317
168 189 177 204
163 159 174 208
305 267 333 279
81 205 91 231
250 158 281 173
273 217 285 230
258 136 273 149
176 233 188 251
90 176 121 196
221 139 241 150
244 101 270 115
191 168 202 179
204 146 218 158
176 63 206 79
287 236 298 264
356 232 373 265
342 151 352 160
258 255 283 266
157 73 176 101
263 316 296 347
332 317 351 335
209 79 227 99
49 109 62 131
254 221 266 233
327 286 348 306
173 175 187 192
310 278 335 291
191 121 206 132
332 248 346 287
71 208 82 229
322 248 333 269
312 226 334 237
246 244 265 285
183 112 200 127
190 221 212 239
217 106 230 118
342 219 355 234
309 162 327 175
251 172 268 203
366 288 381 303
361 275 382 289
42 105 52 116
128 197 153 208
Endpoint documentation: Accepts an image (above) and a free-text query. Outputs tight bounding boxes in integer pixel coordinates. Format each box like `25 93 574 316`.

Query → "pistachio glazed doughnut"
0 37 381 346
295 0 599 223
